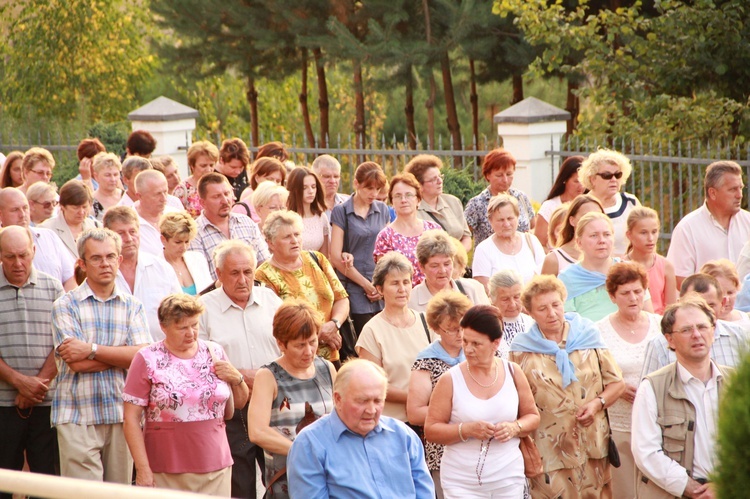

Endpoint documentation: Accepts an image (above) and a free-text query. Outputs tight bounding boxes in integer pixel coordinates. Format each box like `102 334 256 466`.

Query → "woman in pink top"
123 294 248 496
373 172 441 287
174 141 218 218
624 207 676 314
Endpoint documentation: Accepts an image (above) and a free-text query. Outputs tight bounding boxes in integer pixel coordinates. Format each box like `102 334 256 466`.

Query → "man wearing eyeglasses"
667 161 750 288
640 273 748 378
631 296 731 499
18 147 55 195
51 228 151 484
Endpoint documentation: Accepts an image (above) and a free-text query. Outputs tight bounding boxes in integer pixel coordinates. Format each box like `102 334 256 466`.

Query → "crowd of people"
0 130 747 499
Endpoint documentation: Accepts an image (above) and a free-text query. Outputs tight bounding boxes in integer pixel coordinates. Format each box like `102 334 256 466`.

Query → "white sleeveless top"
440 360 525 491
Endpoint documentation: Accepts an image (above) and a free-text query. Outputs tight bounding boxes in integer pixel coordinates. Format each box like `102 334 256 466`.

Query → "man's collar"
214 285 259 312
0 266 37 288
329 409 390 441
676 360 723 385
78 279 126 302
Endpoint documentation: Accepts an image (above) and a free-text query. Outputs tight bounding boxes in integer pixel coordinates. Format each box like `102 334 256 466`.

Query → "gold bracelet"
458 422 468 442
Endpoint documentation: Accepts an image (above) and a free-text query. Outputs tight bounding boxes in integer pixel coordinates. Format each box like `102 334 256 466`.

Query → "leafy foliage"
715 354 750 497
442 163 486 205
494 0 750 141
0 0 155 121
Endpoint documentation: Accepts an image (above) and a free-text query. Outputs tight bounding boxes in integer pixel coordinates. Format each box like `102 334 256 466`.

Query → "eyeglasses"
392 193 417 201
31 200 58 209
438 326 462 337
670 323 712 336
83 254 119 265
29 170 53 178
423 174 444 184
596 171 623 180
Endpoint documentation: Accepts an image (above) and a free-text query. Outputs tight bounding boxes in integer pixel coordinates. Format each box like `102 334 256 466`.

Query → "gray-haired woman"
409 229 489 312
489 269 535 359
356 252 435 424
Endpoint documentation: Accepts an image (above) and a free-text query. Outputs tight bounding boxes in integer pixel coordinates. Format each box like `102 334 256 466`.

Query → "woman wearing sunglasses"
579 149 640 256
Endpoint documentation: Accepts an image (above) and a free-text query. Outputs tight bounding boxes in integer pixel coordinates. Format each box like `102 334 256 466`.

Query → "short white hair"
213 240 257 272
312 154 341 174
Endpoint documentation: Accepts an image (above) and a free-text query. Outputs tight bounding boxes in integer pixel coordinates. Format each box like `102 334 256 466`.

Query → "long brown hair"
558 194 604 246
286 166 326 216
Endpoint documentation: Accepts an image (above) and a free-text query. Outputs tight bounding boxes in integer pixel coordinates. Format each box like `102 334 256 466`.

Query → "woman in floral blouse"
123 294 248 496
510 275 625 498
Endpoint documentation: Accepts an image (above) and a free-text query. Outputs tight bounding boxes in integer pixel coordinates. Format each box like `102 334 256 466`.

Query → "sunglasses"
596 171 623 180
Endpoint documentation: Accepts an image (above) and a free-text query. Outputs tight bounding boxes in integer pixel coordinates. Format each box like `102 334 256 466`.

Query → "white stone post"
128 96 199 179
494 97 570 206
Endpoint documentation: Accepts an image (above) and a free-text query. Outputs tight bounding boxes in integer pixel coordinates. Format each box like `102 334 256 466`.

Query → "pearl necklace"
466 359 499 388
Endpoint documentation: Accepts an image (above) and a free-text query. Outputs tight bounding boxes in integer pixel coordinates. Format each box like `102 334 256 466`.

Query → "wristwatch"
235 374 245 387
516 420 524 432
88 343 98 360
332 318 341 330
598 396 606 408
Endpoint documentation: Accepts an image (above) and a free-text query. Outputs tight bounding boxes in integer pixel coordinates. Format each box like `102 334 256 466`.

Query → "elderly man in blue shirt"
287 359 434 499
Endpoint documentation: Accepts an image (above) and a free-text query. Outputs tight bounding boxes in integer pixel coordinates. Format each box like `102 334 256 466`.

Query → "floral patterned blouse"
173 178 202 218
122 340 232 422
508 332 622 473
255 251 348 362
373 220 441 287
464 187 535 245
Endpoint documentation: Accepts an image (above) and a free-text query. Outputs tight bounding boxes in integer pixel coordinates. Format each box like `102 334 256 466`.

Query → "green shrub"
441 163 485 206
88 121 129 158
714 354 750 497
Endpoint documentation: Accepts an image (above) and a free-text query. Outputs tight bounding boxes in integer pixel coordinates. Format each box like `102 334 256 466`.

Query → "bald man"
134 170 179 256
0 188 75 291
287 359 434 498
0 226 64 488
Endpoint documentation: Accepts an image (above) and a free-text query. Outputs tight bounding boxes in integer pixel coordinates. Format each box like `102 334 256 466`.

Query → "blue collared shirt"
287 410 434 499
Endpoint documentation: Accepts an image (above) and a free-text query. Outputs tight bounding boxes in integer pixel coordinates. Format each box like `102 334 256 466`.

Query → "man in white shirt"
133 170 178 256
0 187 76 291
103 206 181 341
199 240 281 499
667 161 750 287
632 296 731 499
641 273 748 378
117 156 183 212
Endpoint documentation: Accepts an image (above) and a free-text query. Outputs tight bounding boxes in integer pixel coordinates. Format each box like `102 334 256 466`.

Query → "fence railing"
550 136 750 251
5 128 750 252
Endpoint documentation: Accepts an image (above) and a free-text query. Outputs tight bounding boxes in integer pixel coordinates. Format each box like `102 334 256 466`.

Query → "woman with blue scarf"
407 290 472 499
510 275 625 498
559 211 653 322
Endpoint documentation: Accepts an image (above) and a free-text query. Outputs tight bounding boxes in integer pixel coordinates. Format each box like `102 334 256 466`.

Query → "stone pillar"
494 97 570 205
128 96 199 178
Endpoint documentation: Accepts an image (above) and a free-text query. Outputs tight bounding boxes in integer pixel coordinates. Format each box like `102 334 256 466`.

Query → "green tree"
0 0 155 121
494 0 750 141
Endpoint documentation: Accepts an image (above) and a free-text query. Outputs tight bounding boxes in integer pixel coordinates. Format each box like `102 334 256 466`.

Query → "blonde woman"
579 149 641 255
251 180 289 230
91 152 124 221
624 206 676 314
559 212 653 322
701 259 750 326
159 211 214 295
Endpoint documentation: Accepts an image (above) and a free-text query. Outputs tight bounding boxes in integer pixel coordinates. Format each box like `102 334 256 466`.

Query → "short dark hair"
605 261 648 296
255 141 289 163
404 155 442 185
661 295 715 337
680 273 723 299
77 138 106 161
59 179 93 207
126 130 157 157
219 138 251 167
197 172 230 199
459 305 504 341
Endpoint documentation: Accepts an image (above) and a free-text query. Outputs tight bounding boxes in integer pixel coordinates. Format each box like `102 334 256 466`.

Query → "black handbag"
594 349 621 468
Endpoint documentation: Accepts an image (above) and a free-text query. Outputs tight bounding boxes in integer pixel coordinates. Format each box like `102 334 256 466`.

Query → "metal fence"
5 128 750 251
549 136 750 251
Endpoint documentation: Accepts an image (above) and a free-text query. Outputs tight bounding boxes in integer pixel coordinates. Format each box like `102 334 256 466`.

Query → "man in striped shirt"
0 226 64 489
51 228 151 484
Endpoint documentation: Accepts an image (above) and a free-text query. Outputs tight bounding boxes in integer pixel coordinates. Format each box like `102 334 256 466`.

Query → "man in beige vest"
632 296 732 499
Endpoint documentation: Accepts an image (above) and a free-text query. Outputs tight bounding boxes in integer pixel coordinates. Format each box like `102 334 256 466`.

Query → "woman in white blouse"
597 261 661 499
472 194 545 291
159 211 213 295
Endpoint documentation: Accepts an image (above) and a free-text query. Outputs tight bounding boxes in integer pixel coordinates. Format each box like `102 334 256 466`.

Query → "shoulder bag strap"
424 210 445 231
419 312 431 344
455 279 467 296
524 232 536 262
